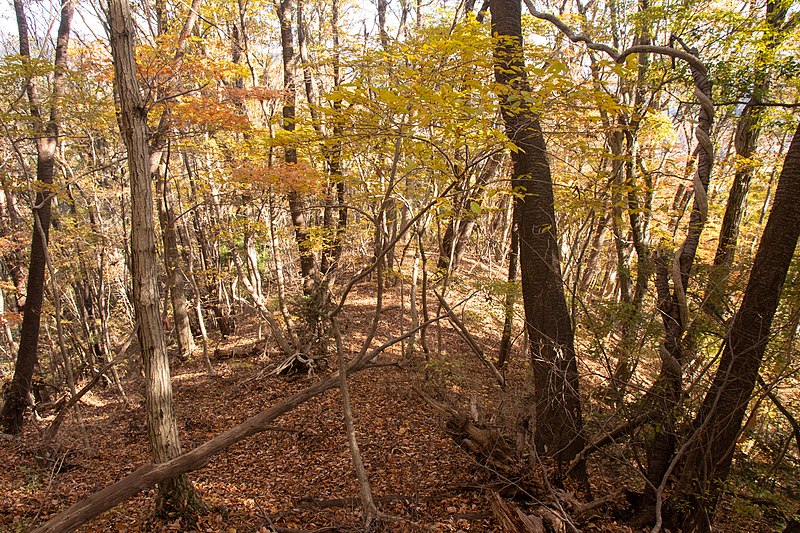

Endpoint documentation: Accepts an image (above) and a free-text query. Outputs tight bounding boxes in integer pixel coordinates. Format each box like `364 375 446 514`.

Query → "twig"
433 289 506 388
758 374 800 455
40 327 137 447
32 315 446 533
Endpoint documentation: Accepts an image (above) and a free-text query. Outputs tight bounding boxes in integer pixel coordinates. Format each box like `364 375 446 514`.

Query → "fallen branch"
213 339 267 360
268 352 316 376
415 388 519 488
41 328 136 447
32 316 445 533
433 289 506 388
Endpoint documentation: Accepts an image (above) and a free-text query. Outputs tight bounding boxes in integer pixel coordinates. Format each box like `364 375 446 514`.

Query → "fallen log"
490 492 545 533
213 339 268 360
31 316 444 533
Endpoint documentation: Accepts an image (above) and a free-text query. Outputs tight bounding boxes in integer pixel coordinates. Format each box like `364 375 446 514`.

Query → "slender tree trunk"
438 153 502 276
706 0 789 314
276 0 318 295
157 167 195 359
268 193 300 348
498 202 519 369
377 0 388 48
107 0 203 514
639 48 714 521
0 0 75 434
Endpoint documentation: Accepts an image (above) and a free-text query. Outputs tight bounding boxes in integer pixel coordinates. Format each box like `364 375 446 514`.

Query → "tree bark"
107 0 203 514
672 122 800 532
156 167 195 359
0 0 75 434
490 0 585 480
276 0 319 295
641 48 714 512
706 0 789 314
497 202 519 369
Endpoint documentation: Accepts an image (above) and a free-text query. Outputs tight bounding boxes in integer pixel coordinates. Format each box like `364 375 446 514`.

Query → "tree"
276 0 319 296
670 121 800 532
107 0 204 514
0 0 75 434
706 0 795 313
490 0 585 479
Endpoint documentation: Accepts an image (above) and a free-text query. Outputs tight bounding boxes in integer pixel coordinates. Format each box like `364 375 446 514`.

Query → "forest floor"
0 268 784 532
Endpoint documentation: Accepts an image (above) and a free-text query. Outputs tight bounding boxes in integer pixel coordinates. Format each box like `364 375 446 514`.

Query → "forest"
0 0 799 530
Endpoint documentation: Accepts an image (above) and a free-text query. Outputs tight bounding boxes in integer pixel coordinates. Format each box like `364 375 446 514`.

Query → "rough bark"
0 0 74 434
377 0 388 48
107 0 203 514
671 123 800 532
276 0 319 295
490 0 585 480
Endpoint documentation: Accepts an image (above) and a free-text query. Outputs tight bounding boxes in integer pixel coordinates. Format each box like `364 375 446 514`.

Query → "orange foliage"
224 86 285 104
230 160 321 194
171 96 250 132
0 312 22 327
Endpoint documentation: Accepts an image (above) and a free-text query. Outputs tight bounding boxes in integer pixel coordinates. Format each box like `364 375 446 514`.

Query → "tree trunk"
490 0 585 480
497 202 519 369
107 0 203 514
438 153 502 276
706 0 789 314
638 48 714 522
157 168 195 359
277 0 319 295
0 0 74 434
671 123 800 532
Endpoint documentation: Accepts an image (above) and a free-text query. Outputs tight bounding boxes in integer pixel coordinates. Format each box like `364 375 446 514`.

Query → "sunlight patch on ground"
80 391 107 407
173 371 207 382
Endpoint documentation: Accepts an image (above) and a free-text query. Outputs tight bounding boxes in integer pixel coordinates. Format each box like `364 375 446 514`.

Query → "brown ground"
0 274 784 532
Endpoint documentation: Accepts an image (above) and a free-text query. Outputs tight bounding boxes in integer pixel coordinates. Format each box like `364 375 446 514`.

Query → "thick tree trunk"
671 123 800 532
0 0 74 434
490 0 585 480
107 0 203 514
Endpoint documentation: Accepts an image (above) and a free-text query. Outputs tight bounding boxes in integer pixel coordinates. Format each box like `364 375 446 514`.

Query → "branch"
522 0 620 59
433 289 506 388
31 315 445 533
617 45 707 76
40 327 137 446
521 1 709 78
715 100 800 108
758 374 800 456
